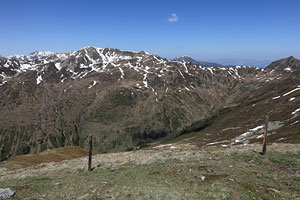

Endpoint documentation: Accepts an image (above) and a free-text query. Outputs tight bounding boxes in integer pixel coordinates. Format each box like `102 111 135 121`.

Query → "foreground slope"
0 146 97 171
0 47 299 160
0 144 299 199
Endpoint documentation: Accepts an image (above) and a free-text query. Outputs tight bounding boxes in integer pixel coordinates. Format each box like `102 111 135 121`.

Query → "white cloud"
168 13 178 22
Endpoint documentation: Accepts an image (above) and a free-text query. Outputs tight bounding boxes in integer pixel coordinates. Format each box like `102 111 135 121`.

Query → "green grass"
268 151 300 168
1 146 300 199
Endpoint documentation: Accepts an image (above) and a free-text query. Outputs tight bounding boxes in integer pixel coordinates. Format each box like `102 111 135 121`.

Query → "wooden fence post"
262 116 269 155
88 134 92 171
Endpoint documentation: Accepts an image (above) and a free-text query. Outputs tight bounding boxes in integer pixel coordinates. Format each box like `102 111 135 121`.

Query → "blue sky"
1 0 300 66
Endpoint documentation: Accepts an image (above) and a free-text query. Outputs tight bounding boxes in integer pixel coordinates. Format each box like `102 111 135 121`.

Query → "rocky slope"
0 47 299 160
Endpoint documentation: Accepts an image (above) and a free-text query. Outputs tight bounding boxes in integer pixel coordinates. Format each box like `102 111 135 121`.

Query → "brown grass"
0 146 98 170
0 143 299 199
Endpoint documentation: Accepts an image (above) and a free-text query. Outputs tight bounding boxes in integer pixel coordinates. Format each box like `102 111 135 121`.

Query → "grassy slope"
172 78 300 147
0 146 98 171
0 144 299 199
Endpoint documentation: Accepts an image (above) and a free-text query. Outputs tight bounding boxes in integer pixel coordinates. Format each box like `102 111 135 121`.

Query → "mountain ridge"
0 46 299 161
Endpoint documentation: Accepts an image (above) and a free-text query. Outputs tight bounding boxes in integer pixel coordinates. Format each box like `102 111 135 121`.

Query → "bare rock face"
0 47 299 160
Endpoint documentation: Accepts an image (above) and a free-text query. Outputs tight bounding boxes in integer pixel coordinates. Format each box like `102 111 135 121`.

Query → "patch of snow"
229 67 241 79
119 67 125 79
135 83 142 89
240 131 252 137
222 127 240 132
143 77 148 88
290 97 295 102
292 108 300 115
200 175 205 181
256 134 264 139
207 67 214 74
183 85 190 91
284 67 291 72
249 125 264 132
290 121 299 125
55 63 61 70
0 81 7 87
88 81 97 89
283 88 300 96
182 62 189 73
206 141 227 146
232 125 264 144
272 96 280 100
36 75 42 84
154 144 172 148
20 63 35 71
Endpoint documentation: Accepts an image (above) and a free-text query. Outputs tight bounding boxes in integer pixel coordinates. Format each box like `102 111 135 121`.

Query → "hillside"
0 47 300 161
0 144 299 199
0 146 98 171
172 56 300 148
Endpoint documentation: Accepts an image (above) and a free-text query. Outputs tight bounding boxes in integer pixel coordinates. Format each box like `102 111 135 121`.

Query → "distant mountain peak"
177 55 192 59
266 56 300 72
7 51 56 61
172 56 223 67
29 51 55 55
287 56 295 60
173 56 197 63
80 46 99 51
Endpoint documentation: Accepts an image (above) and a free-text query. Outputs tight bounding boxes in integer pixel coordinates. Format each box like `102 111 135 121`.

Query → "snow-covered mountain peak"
7 51 56 61
29 51 55 57
1 46 293 89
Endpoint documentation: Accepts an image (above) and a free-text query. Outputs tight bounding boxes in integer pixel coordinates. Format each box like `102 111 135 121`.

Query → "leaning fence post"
88 134 93 171
262 116 269 155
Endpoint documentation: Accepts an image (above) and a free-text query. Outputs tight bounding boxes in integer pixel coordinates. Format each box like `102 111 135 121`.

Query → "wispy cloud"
168 13 178 22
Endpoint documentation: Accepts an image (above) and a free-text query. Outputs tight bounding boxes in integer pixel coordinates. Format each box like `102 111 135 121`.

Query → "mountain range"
0 46 299 161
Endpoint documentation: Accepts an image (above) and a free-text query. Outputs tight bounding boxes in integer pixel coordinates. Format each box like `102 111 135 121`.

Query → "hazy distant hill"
172 56 224 67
